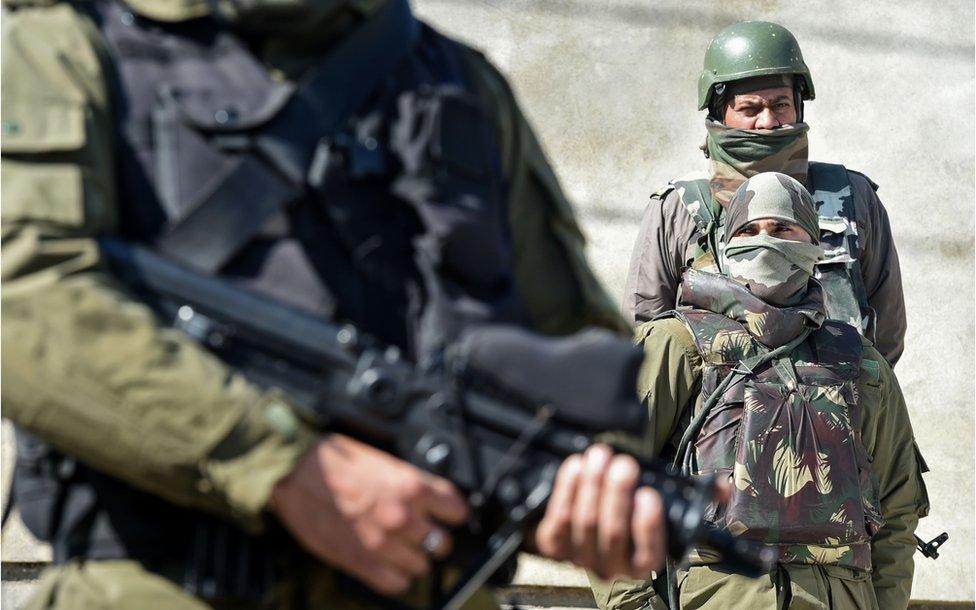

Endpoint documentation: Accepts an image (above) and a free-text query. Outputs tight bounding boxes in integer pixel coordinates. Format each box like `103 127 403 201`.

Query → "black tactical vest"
14 0 525 599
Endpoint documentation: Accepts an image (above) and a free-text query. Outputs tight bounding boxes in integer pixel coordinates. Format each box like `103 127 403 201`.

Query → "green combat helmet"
698 21 815 111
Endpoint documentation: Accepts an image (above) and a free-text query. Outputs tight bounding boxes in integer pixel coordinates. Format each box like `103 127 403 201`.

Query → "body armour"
14 0 524 598
671 278 883 571
666 162 874 339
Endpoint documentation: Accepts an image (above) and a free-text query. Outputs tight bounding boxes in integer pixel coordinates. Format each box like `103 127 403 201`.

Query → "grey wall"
412 0 974 603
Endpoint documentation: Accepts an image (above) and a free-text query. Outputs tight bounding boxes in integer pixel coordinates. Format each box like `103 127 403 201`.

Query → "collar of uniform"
679 268 826 347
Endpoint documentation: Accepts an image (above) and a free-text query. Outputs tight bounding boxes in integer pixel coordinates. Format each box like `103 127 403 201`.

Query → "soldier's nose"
754 109 781 130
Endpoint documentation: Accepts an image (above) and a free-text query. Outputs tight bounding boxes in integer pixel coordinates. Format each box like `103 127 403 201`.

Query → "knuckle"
360 530 386 554
578 513 599 535
607 456 639 486
379 504 410 532
606 524 628 548
398 476 425 501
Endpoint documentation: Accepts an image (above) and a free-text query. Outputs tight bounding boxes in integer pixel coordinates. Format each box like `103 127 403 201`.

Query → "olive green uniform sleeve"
589 318 702 610
858 343 928 609
463 49 628 336
623 190 701 326
632 318 704 455
850 171 907 367
1 4 317 533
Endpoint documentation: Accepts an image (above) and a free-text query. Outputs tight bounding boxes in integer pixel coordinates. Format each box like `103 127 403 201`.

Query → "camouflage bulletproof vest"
669 162 874 340
673 309 884 571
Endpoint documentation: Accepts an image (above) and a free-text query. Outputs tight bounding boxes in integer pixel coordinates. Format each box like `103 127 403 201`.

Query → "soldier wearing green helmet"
622 20 907 368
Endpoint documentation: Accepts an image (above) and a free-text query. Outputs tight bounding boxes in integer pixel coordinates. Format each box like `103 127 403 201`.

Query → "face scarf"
720 171 824 306
722 235 824 307
704 119 810 208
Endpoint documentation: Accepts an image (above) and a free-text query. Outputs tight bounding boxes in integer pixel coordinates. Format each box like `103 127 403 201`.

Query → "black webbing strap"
156 0 418 273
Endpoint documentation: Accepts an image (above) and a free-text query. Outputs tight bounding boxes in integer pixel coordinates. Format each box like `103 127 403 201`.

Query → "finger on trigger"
420 475 470 526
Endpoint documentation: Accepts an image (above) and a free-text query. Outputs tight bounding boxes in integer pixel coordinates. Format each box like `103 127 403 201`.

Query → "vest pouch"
690 365 744 477
390 85 511 287
690 365 744 524
725 379 871 546
1 99 89 228
151 83 292 225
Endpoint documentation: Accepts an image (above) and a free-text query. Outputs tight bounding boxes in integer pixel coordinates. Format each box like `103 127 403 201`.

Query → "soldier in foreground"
595 173 928 610
1 1 673 607
623 21 907 366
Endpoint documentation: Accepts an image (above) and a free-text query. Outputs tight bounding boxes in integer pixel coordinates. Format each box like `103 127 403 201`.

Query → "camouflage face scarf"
680 268 826 347
704 119 810 208
723 235 824 307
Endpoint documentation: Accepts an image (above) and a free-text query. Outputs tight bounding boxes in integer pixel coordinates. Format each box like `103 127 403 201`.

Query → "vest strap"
807 161 874 339
155 0 419 273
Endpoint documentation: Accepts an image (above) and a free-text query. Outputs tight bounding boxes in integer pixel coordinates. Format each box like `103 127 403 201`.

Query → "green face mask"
723 234 824 306
705 119 810 208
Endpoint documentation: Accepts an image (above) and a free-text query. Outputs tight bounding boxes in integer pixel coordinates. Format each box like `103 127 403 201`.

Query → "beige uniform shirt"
623 172 908 366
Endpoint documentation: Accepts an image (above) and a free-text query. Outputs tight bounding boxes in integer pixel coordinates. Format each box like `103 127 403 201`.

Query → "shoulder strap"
671 175 717 235
807 162 874 338
808 162 854 221
155 0 419 274
672 175 725 271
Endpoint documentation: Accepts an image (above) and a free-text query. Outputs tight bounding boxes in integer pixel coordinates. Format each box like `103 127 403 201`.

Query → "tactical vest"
13 0 523 600
667 162 875 340
672 309 884 571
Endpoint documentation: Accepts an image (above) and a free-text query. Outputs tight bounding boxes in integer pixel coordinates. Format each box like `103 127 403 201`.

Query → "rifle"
99 237 774 609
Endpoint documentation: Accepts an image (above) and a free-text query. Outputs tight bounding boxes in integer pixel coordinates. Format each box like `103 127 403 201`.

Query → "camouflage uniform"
1 1 623 608
623 22 907 366
594 174 927 610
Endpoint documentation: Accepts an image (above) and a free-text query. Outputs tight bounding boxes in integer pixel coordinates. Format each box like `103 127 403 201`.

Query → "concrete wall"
411 0 974 604
2 1 973 607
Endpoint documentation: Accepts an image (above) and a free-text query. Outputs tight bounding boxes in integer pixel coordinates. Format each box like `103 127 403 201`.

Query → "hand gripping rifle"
100 238 774 609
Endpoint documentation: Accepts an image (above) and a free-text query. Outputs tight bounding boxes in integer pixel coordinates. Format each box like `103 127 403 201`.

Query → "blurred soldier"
595 173 928 610
623 21 907 366
1 1 669 607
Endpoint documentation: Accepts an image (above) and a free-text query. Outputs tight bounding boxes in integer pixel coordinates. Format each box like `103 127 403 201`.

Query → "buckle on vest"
308 133 387 189
732 360 754 375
